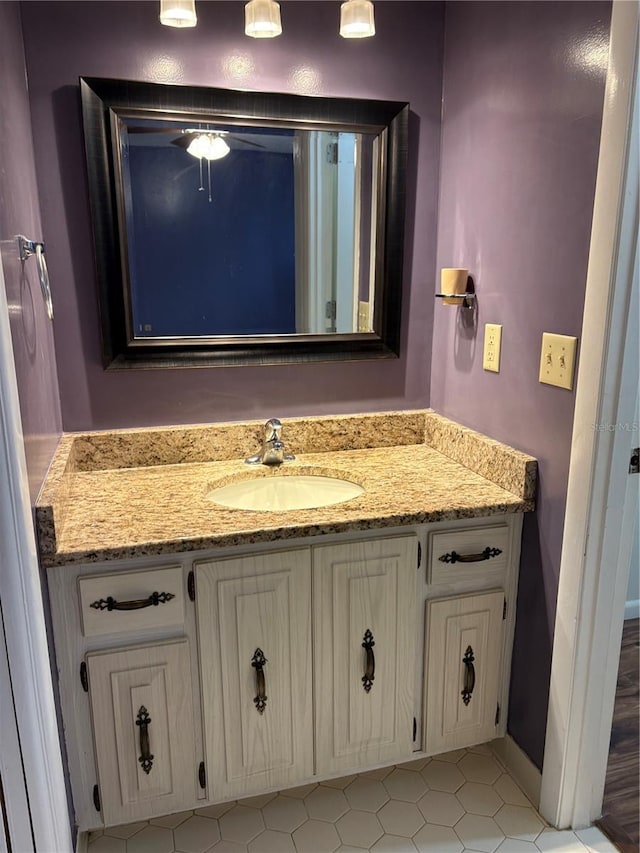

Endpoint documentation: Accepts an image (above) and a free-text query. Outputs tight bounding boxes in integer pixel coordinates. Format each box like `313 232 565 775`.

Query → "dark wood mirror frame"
80 76 409 369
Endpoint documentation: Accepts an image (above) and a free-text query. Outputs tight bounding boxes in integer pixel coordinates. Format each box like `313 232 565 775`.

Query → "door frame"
539 0 639 828
0 260 74 850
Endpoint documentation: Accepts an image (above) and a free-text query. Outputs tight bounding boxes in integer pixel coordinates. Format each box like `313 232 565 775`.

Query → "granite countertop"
36 410 537 568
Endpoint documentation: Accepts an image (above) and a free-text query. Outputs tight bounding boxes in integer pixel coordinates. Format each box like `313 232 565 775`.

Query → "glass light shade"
245 0 282 38
340 0 375 38
186 134 231 161
160 0 197 28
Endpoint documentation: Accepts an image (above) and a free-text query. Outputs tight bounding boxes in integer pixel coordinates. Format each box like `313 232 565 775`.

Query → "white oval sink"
209 475 364 512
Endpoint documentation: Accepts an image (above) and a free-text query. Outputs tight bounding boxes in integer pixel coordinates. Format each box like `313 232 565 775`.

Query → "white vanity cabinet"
424 591 504 754
313 536 418 775
47 515 522 831
193 535 417 799
195 549 314 800
47 563 205 829
421 519 522 754
86 639 198 827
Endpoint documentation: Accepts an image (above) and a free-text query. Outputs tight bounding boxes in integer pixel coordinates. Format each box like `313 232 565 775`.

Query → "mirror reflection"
80 77 408 367
119 117 380 340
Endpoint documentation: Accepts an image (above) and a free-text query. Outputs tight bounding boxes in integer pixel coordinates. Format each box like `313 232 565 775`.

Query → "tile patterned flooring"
86 746 618 853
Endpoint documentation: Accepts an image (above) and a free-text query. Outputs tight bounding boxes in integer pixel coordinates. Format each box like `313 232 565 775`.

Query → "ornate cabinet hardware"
80 661 89 692
439 546 502 565
136 706 154 774
251 648 268 714
461 645 476 706
90 591 174 612
362 629 376 693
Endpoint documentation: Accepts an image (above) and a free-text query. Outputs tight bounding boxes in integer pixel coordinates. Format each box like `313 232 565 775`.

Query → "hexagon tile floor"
86 746 618 853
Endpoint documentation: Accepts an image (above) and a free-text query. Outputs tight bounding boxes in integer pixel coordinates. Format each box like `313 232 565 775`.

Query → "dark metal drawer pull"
90 591 175 612
439 546 502 565
362 629 375 693
461 646 476 706
136 706 154 774
252 648 268 714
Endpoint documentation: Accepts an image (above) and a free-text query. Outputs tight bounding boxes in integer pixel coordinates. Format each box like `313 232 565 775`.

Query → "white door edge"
539 0 639 829
0 602 34 852
0 260 74 850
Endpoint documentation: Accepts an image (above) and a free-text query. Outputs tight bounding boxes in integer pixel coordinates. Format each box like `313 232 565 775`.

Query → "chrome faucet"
246 418 295 466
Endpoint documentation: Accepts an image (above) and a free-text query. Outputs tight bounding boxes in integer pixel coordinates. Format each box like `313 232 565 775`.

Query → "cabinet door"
196 549 313 799
86 639 198 827
314 535 418 775
424 591 503 754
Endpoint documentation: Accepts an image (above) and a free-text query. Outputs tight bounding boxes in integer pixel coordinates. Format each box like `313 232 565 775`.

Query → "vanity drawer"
428 524 510 586
78 566 185 637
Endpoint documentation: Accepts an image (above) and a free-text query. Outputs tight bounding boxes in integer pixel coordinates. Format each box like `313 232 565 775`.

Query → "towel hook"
17 235 53 320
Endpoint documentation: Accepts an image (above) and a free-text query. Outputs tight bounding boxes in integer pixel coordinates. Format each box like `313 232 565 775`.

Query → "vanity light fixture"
159 0 197 28
340 0 375 38
245 0 282 38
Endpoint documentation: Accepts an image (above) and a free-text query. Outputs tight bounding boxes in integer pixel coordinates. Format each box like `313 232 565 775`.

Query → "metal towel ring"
17 235 54 320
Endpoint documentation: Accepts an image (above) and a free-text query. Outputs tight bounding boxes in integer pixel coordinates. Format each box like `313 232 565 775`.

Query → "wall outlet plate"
483 323 502 372
539 332 578 390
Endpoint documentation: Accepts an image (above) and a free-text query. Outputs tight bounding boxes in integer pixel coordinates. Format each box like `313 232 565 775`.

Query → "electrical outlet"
483 323 502 372
539 332 578 390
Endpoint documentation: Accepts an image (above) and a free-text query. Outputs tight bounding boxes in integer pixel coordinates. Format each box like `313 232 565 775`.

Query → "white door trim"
539 0 639 828
0 261 74 850
0 602 34 852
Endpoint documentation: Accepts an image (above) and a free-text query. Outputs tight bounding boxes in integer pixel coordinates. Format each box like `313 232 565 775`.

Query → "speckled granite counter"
36 411 536 567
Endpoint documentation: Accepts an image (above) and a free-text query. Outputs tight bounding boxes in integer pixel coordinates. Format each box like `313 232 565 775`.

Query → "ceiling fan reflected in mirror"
126 125 267 202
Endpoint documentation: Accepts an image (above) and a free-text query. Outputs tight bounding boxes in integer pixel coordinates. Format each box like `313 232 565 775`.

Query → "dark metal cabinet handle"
362 629 375 693
136 706 154 774
252 648 268 714
439 546 502 565
461 646 476 706
90 591 175 612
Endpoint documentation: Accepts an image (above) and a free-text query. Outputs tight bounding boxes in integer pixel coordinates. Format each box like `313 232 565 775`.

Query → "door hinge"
417 542 422 569
188 570 195 602
80 661 88 693
503 598 507 620
495 703 501 726
325 300 336 321
93 784 101 812
198 761 206 789
630 447 639 475
413 717 417 741
326 142 338 164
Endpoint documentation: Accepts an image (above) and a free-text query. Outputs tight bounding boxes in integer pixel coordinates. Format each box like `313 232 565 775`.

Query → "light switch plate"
358 301 371 332
483 323 502 372
539 332 578 390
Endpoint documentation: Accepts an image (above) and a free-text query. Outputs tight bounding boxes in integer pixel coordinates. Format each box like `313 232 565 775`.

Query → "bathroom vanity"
37 411 536 830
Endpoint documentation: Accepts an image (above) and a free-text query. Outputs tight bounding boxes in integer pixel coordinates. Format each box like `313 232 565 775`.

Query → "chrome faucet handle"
245 418 294 465
264 418 282 442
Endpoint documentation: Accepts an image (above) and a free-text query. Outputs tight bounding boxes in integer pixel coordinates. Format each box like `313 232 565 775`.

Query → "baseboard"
624 599 639 620
75 828 89 853
491 735 542 809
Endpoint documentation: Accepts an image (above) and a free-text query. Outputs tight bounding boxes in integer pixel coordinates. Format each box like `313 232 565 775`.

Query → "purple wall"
433 1 611 766
21 1 444 431
0 3 63 501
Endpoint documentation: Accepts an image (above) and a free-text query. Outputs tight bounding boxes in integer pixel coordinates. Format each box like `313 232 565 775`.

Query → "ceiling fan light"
160 0 197 28
245 0 282 38
340 0 375 38
187 133 231 161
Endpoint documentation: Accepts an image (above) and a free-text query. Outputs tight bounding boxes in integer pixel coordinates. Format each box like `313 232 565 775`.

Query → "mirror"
80 77 409 368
